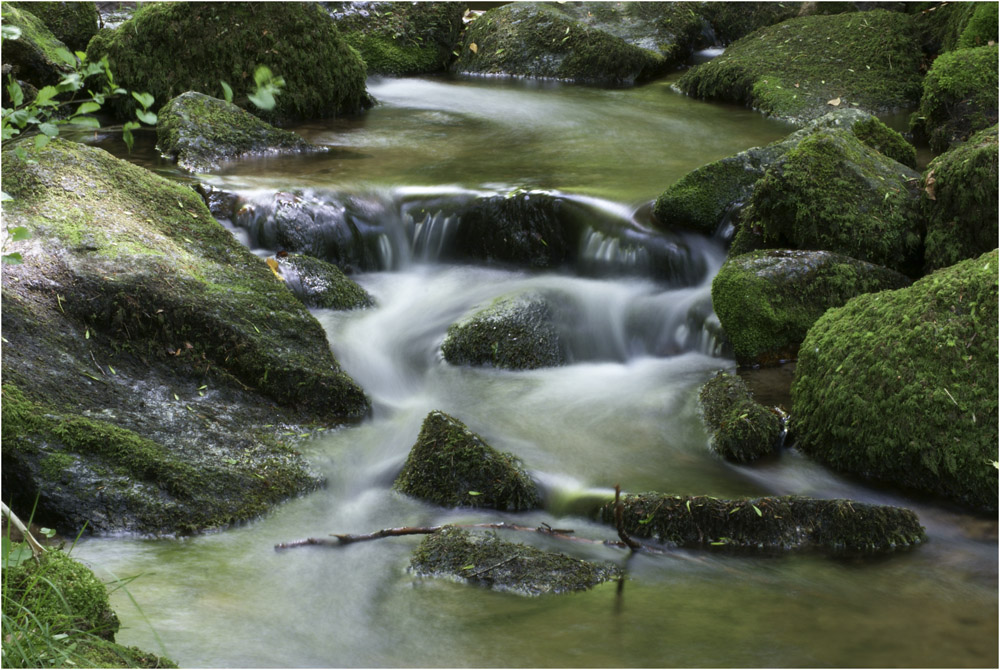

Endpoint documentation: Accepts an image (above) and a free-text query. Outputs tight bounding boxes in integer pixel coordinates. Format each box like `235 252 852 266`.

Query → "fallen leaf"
469 42 478 54
266 257 285 281
827 97 841 106
924 169 937 200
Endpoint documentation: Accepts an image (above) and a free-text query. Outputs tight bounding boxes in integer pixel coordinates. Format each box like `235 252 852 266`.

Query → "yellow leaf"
827 97 841 106
469 42 478 54
266 257 285 281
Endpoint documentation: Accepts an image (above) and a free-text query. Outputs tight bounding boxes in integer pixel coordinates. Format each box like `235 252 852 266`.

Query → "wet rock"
410 526 621 596
711 249 911 365
602 492 926 555
910 45 998 154
698 2 804 46
273 253 374 310
791 250 999 514
7 1 98 52
1 139 369 534
394 411 541 511
328 1 464 76
86 2 371 123
442 292 565 370
156 91 318 173
698 371 782 463
1 4 75 87
676 10 924 123
921 125 998 272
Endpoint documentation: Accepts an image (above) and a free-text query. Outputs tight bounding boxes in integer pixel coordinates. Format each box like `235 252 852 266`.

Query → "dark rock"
0 4 75 87
698 371 782 463
274 253 374 310
7 1 98 52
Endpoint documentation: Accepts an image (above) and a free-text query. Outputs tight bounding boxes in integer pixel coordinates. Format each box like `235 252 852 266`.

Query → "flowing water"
74 75 997 668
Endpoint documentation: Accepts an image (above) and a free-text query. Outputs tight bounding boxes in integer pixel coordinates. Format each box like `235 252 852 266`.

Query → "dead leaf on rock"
924 169 937 201
827 97 841 106
469 42 478 54
266 257 285 281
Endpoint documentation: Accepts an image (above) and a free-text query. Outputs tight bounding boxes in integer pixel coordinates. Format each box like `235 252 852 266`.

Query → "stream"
74 74 997 668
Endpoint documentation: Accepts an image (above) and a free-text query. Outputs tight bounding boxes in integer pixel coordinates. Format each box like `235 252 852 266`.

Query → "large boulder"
410 526 621 596
676 10 924 123
791 250 999 514
910 45 999 154
698 2 804 45
394 411 541 511
1 139 369 534
602 492 926 555
441 292 566 370
921 125 999 272
7 1 98 52
0 4 74 88
711 249 911 365
699 371 782 463
86 2 370 123
156 91 317 173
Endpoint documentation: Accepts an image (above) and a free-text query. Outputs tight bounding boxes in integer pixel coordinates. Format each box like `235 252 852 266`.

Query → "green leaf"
752 504 762 517
71 116 101 129
34 134 51 149
136 109 157 125
9 227 30 242
55 48 77 66
122 121 140 153
39 122 59 137
220 80 233 104
2 252 23 265
461 564 475 571
685 500 692 513
248 89 275 111
1 191 13 202
467 491 482 496
131 91 155 110
34 85 59 106
75 101 102 116
253 65 275 87
7 79 24 107
40 527 56 539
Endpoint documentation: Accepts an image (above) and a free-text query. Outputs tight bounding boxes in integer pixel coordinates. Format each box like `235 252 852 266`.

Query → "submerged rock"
157 91 317 173
273 253 374 310
442 292 565 370
711 249 911 365
698 371 782 463
921 125 998 272
602 493 926 555
394 411 540 511
410 526 621 596
791 250 999 514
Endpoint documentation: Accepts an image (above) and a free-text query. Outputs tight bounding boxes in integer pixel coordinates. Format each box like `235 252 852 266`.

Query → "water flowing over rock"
273 253 374 311
699 371 782 463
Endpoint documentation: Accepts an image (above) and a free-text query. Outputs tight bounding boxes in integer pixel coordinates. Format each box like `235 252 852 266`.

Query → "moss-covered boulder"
698 2 805 46
676 10 924 122
914 1 999 57
441 292 566 370
699 371 782 462
410 526 621 596
601 493 926 555
157 91 317 173
1 547 175 667
86 2 370 123
791 250 999 514
394 411 541 511
454 2 669 85
330 1 464 76
711 250 911 365
1 139 369 533
910 45 999 154
8 1 98 52
921 125 999 272
0 4 74 87
273 252 374 310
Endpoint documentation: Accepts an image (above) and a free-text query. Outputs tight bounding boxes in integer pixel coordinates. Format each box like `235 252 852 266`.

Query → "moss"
956 2 999 49
711 249 912 365
699 371 781 463
157 91 314 172
921 125 998 272
410 526 621 596
394 411 541 511
743 129 924 276
910 45 999 153
791 250 999 513
601 492 926 555
85 2 370 123
698 1 803 45
677 10 925 122
275 253 374 310
7 1 98 52
40 451 76 482
850 116 917 169
0 4 74 86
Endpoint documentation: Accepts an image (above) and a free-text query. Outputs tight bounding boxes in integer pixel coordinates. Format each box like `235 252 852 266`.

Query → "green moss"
7 1 98 52
276 253 374 310
654 155 762 235
791 250 999 513
0 4 74 86
410 526 621 596
342 33 441 76
86 2 370 122
711 249 912 364
699 371 781 462
677 10 924 122
851 116 917 169
911 45 998 153
40 451 76 481
602 493 926 555
698 2 803 46
956 2 999 49
922 124 998 271
394 411 541 511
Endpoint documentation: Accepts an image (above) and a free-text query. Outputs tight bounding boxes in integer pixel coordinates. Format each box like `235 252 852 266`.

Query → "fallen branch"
1 502 46 560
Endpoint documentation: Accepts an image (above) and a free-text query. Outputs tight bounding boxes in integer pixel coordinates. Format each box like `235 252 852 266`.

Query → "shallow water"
73 75 997 668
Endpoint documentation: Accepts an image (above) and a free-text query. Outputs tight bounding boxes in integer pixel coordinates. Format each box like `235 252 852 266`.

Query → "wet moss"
910 45 998 153
850 116 917 169
698 2 803 46
86 2 370 122
7 1 98 52
601 492 926 555
394 411 541 511
699 371 782 463
921 124 998 272
955 2 999 50
1 4 74 87
791 250 999 513
275 253 374 310
410 526 621 596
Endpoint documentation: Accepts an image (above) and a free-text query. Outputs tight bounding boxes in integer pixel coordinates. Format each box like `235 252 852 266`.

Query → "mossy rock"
791 250 999 514
698 1 805 46
331 1 465 76
7 1 98 52
454 2 667 85
0 4 75 87
921 125 999 272
676 10 924 122
274 252 374 310
698 371 782 462
394 411 541 511
711 249 911 365
741 128 923 275
86 2 370 123
911 1 995 57
410 526 621 596
955 2 999 49
441 292 566 370
601 492 926 555
910 45 999 154
157 91 316 173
